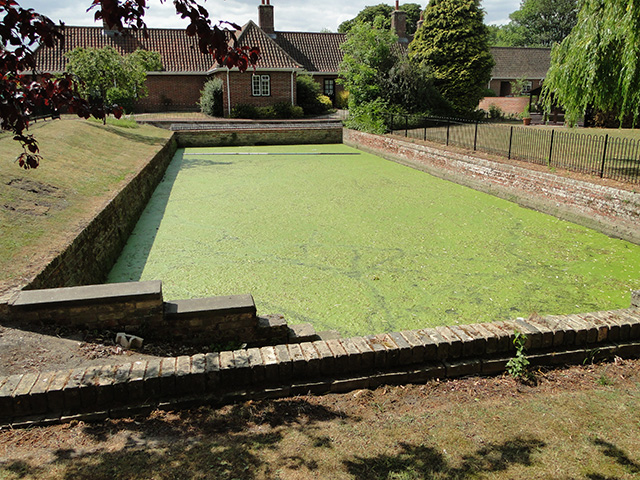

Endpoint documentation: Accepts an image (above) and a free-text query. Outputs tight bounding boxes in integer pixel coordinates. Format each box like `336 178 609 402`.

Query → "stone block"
46 370 71 413
590 311 621 342
299 342 321 378
288 323 318 343
189 354 207 393
127 361 147 400
365 335 389 368
481 357 510 375
388 332 413 366
507 318 542 350
337 338 362 372
287 343 307 379
219 351 240 385
204 352 220 390
260 346 279 382
257 315 288 343
313 341 336 375
413 330 438 361
435 327 462 359
617 310 640 339
325 339 350 372
247 347 266 384
159 358 177 397
527 316 566 347
175 355 193 394
29 372 55 415
112 364 133 403
79 366 103 408
399 330 425 364
63 368 86 412
12 373 39 417
605 310 633 341
566 314 597 344
317 330 342 340
421 329 449 360
470 324 498 354
329 377 370 393
143 358 162 398
274 344 293 380
349 337 375 370
580 313 609 343
93 365 116 407
444 359 482 378
449 325 476 357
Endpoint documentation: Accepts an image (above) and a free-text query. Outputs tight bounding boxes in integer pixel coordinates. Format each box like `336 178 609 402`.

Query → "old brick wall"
137 74 207 112
26 137 179 290
344 129 640 245
479 96 530 116
222 71 295 115
175 126 342 147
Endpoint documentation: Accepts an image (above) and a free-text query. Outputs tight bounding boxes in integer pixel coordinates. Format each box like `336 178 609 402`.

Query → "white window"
252 74 270 96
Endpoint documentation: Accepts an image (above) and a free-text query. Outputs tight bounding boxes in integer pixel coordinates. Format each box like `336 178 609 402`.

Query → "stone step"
288 323 319 343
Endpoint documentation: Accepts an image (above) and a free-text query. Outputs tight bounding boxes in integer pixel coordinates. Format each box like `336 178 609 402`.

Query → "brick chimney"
391 1 408 43
259 0 275 37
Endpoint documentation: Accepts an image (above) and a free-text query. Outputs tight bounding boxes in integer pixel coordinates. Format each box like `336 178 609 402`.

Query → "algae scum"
108 144 640 337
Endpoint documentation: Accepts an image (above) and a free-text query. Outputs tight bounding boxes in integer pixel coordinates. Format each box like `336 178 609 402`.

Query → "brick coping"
2 306 639 428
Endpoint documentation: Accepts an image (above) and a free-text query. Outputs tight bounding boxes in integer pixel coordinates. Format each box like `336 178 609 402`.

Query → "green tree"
65 46 162 115
542 0 640 126
338 19 399 107
409 0 494 115
338 3 423 35
497 0 578 47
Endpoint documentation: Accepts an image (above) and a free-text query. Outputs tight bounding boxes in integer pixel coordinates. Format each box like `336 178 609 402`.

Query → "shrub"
488 104 504 120
230 103 259 119
344 98 388 134
335 90 349 109
106 87 136 114
296 74 331 115
257 105 277 119
199 78 224 117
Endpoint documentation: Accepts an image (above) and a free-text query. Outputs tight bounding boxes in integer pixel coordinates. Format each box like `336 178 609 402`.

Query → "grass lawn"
108 144 640 337
1 359 639 479
0 117 171 296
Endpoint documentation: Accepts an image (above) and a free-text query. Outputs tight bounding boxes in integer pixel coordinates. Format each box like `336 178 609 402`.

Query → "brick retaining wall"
2 304 639 427
344 129 640 245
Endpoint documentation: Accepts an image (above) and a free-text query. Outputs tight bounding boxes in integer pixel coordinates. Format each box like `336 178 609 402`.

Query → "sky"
20 0 521 33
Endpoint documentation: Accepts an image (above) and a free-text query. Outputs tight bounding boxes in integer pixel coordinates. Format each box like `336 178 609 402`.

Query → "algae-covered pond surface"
108 144 640 337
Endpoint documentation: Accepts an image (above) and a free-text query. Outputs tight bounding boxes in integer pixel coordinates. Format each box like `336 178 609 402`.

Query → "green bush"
344 98 388 134
335 90 349 109
230 103 259 119
199 78 224 117
257 106 277 119
296 75 331 115
106 87 136 114
488 104 504 120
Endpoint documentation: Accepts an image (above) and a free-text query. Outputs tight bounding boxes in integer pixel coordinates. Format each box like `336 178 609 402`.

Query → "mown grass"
1 362 639 479
0 116 171 293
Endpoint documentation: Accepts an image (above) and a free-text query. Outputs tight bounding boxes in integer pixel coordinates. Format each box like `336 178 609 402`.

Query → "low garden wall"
344 129 640 245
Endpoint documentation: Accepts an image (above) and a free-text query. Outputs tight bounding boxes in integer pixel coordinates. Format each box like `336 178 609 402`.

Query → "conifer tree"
409 0 493 115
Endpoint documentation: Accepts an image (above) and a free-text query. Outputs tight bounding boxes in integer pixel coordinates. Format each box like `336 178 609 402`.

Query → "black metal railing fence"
387 114 640 184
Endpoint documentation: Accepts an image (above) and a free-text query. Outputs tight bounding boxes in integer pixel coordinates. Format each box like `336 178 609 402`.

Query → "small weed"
584 348 602 365
506 331 532 382
597 373 614 386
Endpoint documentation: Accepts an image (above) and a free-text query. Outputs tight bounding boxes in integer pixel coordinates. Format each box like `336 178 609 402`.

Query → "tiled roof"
33 26 216 73
273 32 346 73
210 21 302 71
490 47 551 80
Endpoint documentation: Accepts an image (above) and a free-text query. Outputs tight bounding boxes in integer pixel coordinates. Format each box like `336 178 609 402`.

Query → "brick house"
33 1 549 116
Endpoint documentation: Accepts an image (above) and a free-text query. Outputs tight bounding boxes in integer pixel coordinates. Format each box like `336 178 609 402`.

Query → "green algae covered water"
108 144 640 337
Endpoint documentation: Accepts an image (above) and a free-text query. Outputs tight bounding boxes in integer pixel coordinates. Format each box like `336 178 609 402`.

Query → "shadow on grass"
345 436 546 480
0 398 349 479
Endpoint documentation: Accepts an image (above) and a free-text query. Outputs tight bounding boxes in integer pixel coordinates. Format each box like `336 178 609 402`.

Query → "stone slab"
11 280 162 309
164 294 256 318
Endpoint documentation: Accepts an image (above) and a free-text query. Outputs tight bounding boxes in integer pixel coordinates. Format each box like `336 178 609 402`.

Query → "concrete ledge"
164 294 256 318
2 305 640 427
11 281 162 309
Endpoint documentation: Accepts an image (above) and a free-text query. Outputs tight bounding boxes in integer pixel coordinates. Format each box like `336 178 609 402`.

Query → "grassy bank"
0 117 171 295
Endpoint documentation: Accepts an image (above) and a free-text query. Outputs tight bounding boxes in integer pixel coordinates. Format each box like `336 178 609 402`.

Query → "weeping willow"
542 0 640 126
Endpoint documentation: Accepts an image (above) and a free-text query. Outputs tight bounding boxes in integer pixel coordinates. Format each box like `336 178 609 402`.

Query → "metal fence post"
508 126 514 159
473 120 479 151
548 129 555 166
446 120 450 146
599 134 609 178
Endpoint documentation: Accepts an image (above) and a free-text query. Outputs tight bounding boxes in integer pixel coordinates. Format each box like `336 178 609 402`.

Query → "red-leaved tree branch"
1 0 260 169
